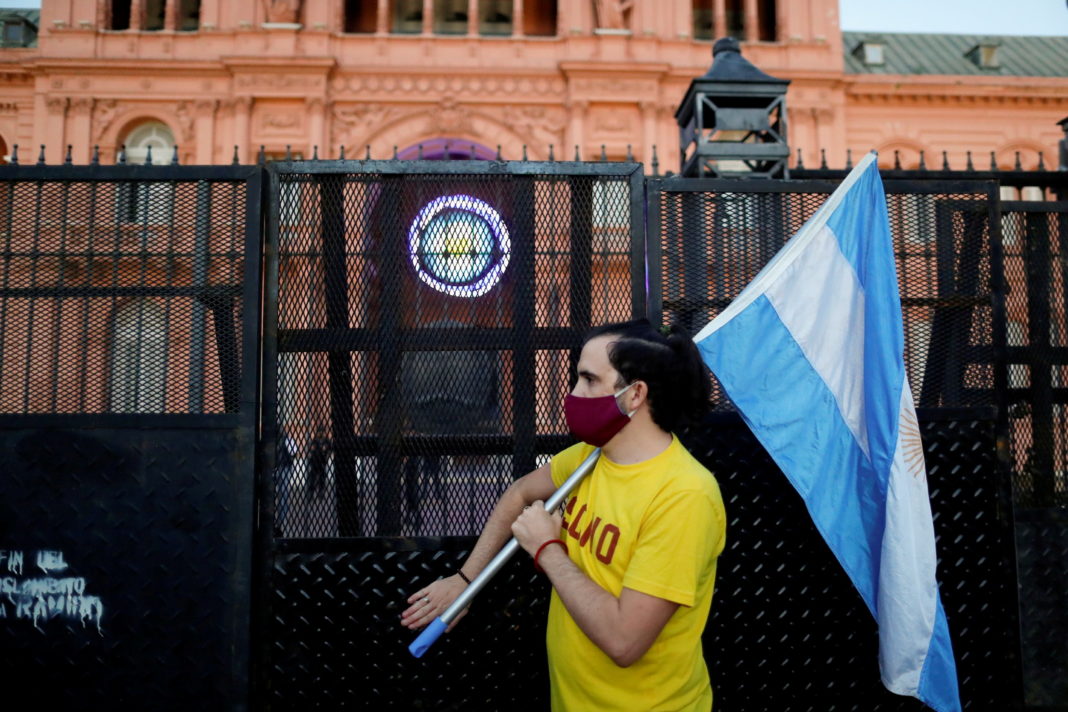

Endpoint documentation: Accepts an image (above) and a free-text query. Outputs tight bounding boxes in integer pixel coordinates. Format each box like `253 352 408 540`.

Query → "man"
401 320 726 711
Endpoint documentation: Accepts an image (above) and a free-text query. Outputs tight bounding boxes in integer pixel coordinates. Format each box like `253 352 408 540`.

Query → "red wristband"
533 538 568 573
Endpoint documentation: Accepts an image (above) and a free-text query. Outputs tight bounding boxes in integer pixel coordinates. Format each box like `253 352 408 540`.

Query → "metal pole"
409 447 602 658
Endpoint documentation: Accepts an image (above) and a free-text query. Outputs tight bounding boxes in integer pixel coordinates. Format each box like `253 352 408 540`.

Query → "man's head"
578 319 711 433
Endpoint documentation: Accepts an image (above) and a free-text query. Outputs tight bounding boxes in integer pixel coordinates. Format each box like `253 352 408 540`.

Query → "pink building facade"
0 0 1065 170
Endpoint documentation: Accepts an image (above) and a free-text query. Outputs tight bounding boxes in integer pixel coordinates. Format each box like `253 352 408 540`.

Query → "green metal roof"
0 8 39 26
843 31 1068 77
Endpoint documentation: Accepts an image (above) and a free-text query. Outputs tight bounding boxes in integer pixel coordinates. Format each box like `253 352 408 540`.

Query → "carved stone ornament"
264 0 302 24
426 97 472 135
92 99 118 142
510 105 567 146
176 101 196 142
330 103 405 147
45 97 69 115
69 98 94 116
593 0 634 30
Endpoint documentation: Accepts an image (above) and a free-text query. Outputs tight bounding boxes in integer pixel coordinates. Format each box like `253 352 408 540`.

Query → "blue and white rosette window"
408 195 511 298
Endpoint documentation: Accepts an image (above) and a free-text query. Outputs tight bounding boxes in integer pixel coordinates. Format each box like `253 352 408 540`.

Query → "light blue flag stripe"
694 152 961 712
695 294 884 611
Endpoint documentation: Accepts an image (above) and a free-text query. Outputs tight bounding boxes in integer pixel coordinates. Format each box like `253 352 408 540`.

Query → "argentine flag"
694 152 961 712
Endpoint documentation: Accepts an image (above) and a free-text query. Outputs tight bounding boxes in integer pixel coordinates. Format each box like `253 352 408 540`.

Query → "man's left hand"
511 500 564 557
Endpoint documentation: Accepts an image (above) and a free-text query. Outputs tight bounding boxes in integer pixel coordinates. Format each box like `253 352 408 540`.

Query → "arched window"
117 121 176 224
110 300 167 413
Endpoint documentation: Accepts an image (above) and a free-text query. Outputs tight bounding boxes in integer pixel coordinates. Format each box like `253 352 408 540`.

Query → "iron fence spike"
626 144 633 162
366 144 371 160
232 146 240 165
469 143 476 159
522 145 528 161
893 150 901 170
548 144 554 161
91 145 100 165
339 144 346 160
845 148 853 169
1038 151 1046 170
651 145 659 175
574 145 580 161
313 145 319 160
10 144 17 165
966 151 974 171
171 145 179 165
918 150 926 171
820 148 827 169
418 143 423 160
990 151 997 170
796 148 804 169
146 145 153 165
393 145 398 160
1014 151 1022 171
942 151 950 170
600 144 607 162
496 144 502 161
258 145 267 164
285 145 292 160
118 145 127 164
37 144 46 165
64 145 72 165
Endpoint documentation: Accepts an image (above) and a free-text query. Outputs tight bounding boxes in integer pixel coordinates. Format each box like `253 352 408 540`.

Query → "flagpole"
408 447 602 658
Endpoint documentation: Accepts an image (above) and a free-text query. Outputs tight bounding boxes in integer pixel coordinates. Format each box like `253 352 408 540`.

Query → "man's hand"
400 573 470 632
511 500 564 557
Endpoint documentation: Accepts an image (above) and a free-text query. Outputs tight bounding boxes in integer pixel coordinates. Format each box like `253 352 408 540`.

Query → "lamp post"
675 37 791 178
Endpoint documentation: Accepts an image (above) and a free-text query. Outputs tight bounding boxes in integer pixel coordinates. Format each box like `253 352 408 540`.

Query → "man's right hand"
400 573 470 632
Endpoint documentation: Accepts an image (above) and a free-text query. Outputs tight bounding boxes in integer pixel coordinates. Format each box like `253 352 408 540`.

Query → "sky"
2 0 1067 36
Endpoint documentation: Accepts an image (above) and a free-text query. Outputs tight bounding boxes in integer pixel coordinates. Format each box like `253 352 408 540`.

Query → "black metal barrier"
263 413 1015 711
0 157 1064 710
0 164 262 709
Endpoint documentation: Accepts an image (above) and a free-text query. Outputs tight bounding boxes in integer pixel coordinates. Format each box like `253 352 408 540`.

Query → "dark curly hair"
585 319 711 432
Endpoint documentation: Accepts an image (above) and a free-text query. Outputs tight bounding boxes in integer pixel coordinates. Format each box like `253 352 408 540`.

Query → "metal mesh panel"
267 544 551 711
1001 205 1068 507
653 181 995 411
270 164 641 538
0 176 247 414
683 416 1016 711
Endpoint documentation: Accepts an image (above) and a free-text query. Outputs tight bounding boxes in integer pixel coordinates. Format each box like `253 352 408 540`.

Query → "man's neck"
601 421 673 465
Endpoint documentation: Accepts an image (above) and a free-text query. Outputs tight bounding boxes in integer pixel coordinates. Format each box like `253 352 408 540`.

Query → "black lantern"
676 37 791 178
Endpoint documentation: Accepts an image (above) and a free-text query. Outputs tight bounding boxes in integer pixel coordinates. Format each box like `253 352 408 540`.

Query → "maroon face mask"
564 383 636 447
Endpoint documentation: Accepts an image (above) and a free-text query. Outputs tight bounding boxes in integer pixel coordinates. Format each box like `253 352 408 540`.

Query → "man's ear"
629 380 648 410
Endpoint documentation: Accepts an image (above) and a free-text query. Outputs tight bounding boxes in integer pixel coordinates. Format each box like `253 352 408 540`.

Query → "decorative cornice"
330 72 566 96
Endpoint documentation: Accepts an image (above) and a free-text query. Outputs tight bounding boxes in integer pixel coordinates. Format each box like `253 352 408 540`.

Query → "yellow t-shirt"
547 436 727 712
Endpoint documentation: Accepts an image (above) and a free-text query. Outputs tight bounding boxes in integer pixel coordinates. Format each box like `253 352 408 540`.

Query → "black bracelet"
457 569 471 584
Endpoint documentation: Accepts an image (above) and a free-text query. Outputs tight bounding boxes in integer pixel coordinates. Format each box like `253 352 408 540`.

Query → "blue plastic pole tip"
409 617 448 658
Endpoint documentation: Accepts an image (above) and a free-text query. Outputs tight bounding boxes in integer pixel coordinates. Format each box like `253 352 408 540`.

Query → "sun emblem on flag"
899 406 926 480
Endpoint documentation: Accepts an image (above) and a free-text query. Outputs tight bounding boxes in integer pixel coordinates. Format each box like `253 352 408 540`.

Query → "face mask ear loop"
615 382 639 418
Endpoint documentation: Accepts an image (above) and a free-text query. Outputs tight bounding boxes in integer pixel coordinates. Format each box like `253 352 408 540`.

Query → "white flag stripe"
766 224 870 459
693 151 878 343
879 376 938 694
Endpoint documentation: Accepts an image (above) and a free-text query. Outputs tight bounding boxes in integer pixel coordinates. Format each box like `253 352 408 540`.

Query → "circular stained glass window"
408 194 510 297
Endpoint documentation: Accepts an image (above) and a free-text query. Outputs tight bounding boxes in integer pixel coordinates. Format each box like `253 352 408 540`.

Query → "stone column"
233 96 252 164
376 0 389 33
513 0 524 36
566 99 588 159
164 0 178 30
467 0 478 35
130 0 143 30
744 0 758 41
195 99 218 164
306 97 326 159
713 0 726 39
422 0 433 34
45 97 69 164
640 100 657 165
69 98 93 164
